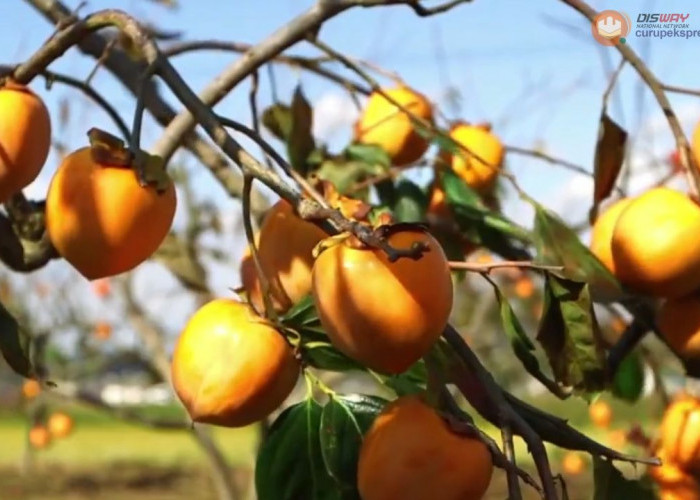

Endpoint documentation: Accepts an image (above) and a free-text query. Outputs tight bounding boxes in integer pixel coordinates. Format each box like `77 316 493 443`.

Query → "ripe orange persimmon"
46 147 176 280
312 229 453 374
513 276 535 299
611 188 700 298
427 182 450 218
658 295 700 360
92 278 111 298
28 425 51 449
240 200 327 314
171 299 299 427
354 85 433 166
0 81 51 202
94 321 112 341
589 400 613 429
22 379 41 400
562 452 586 475
439 122 504 194
607 429 627 449
47 412 74 439
589 197 633 274
692 121 700 171
649 449 700 500
657 395 700 473
358 395 493 500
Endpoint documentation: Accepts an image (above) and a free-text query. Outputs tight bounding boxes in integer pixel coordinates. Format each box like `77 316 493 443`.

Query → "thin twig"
502 424 523 500
662 84 700 98
448 260 563 273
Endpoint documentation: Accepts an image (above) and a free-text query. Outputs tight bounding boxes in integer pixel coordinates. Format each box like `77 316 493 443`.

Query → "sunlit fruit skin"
354 85 433 167
692 121 700 172
46 147 176 280
0 81 51 202
171 299 299 428
589 197 633 274
47 412 73 439
658 396 700 473
28 425 51 449
649 449 700 500
589 400 613 429
611 188 700 298
358 395 493 500
439 123 504 194
22 379 41 399
658 295 700 360
240 200 327 314
312 230 453 374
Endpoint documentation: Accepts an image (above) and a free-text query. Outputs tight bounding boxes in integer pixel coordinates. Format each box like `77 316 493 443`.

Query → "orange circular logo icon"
592 10 631 46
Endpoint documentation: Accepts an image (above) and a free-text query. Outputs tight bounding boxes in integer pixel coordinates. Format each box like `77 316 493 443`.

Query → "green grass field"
0 392 664 499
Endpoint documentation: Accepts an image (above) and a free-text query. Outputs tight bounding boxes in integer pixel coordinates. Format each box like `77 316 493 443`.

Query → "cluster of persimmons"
21 380 74 450
6 71 700 498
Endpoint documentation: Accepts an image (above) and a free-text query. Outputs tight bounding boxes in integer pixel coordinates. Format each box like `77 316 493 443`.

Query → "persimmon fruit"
658 295 700 361
28 425 51 449
354 85 433 166
46 147 176 280
22 379 41 400
657 395 700 474
439 122 504 194
589 400 613 429
611 188 700 298
47 412 74 439
589 197 632 274
311 229 453 374
561 452 585 475
240 200 326 314
0 81 51 202
171 299 299 427
649 449 700 500
358 395 493 500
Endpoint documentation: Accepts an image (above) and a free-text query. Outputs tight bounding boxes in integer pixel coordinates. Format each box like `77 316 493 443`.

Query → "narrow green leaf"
315 159 383 194
287 86 316 175
536 274 607 393
393 180 427 223
533 203 624 303
261 103 292 141
345 144 391 169
593 457 655 500
377 360 427 396
612 351 645 403
0 301 34 378
320 395 386 494
487 280 567 398
256 399 338 500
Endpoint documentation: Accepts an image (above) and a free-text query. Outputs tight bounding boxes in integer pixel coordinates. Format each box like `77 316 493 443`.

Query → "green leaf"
488 280 566 398
261 103 292 141
315 159 383 195
393 180 427 223
441 170 532 258
532 203 624 303
320 395 386 493
536 274 607 393
593 457 655 500
281 295 318 328
287 86 316 175
612 351 645 403
0 301 34 378
256 399 338 500
592 113 627 209
345 144 391 169
376 360 427 396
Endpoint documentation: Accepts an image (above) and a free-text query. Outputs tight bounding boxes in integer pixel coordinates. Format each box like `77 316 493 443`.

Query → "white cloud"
312 92 362 144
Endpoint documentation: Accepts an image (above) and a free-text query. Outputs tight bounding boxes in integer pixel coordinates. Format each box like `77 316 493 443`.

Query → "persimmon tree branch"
23 0 269 218
559 0 700 198
448 260 563 273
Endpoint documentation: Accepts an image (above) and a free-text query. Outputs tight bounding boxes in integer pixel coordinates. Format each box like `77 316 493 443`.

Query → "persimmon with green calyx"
358 395 493 500
439 122 504 194
354 85 433 167
311 227 453 374
0 81 51 202
611 188 700 298
171 298 300 427
240 200 327 315
46 144 176 280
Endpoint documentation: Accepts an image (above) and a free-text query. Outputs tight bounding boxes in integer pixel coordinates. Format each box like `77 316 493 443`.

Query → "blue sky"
2 0 700 345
